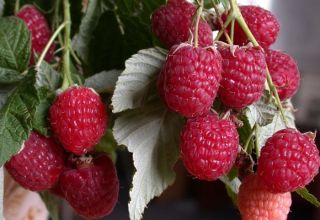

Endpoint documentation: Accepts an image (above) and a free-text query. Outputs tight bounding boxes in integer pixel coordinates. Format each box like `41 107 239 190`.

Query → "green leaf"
35 61 61 91
0 85 14 110
39 191 60 220
113 101 183 220
296 187 320 208
84 69 121 93
112 48 167 113
245 91 277 127
0 73 38 166
72 0 103 64
0 17 31 83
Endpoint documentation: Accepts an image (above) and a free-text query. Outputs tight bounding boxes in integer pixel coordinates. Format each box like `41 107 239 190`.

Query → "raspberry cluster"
152 1 319 220
6 87 118 219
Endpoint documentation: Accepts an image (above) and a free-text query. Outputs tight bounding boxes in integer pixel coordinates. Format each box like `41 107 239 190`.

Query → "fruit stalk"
62 0 73 90
228 0 288 126
194 0 204 47
36 22 66 68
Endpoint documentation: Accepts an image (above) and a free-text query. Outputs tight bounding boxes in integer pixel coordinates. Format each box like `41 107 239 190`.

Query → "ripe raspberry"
180 113 239 180
159 44 222 117
257 128 320 193
238 174 292 220
50 87 107 155
16 5 55 65
5 132 65 191
266 49 300 100
222 6 280 48
218 46 266 108
60 154 119 219
151 0 213 48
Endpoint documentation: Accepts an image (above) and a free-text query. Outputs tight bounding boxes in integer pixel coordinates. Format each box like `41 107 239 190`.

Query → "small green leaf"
113 101 183 220
111 47 167 113
0 17 31 83
35 61 61 91
94 129 118 162
84 69 121 93
72 0 103 64
220 176 241 205
245 91 277 127
296 187 320 208
39 191 60 220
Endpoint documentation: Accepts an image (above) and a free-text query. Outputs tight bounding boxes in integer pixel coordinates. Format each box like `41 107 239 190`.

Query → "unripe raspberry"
151 0 213 48
49 87 107 155
238 174 292 220
218 46 266 108
16 5 55 64
5 132 65 191
257 128 320 193
266 49 300 100
60 154 119 219
180 113 239 180
159 43 222 117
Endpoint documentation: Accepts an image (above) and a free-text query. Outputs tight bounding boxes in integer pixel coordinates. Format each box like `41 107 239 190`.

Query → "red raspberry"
50 87 107 155
5 132 65 191
257 128 320 193
266 49 300 100
159 44 222 117
218 46 266 108
16 5 55 65
238 174 292 220
60 154 119 219
222 6 280 48
180 113 239 180
151 0 213 48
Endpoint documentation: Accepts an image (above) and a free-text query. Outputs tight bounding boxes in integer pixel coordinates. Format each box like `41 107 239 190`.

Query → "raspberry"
257 128 320 193
16 5 55 65
5 132 65 191
266 49 300 100
238 174 292 220
159 44 222 117
222 6 280 48
151 0 213 48
50 87 107 155
218 46 266 108
180 113 239 180
60 154 119 219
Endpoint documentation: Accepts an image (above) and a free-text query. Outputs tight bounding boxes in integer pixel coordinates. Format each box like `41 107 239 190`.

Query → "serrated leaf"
39 191 60 220
112 48 167 113
72 0 103 63
0 73 38 165
296 188 320 208
0 17 31 83
245 91 277 126
35 61 61 91
0 85 14 109
84 69 121 93
113 101 183 220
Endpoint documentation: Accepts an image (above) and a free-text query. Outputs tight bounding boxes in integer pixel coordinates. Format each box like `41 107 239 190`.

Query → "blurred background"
61 0 320 219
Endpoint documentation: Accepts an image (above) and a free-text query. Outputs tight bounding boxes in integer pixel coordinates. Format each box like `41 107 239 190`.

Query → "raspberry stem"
35 22 67 68
61 0 73 90
228 0 288 126
211 1 232 44
194 0 204 47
